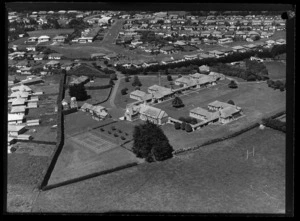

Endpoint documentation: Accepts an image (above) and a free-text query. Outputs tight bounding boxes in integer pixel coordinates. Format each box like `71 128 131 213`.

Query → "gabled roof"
11 84 32 92
139 104 168 119
8 125 25 132
8 114 24 121
11 105 26 113
130 90 147 98
219 106 240 118
81 103 93 110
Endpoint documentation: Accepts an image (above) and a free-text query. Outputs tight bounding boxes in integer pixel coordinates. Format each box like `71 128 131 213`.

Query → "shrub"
227 100 235 105
108 131 112 134
121 136 126 140
121 88 128 95
100 128 104 131
185 123 193 132
125 76 130 82
174 122 181 130
10 147 17 153
125 132 129 136
111 126 116 130
181 122 186 130
118 129 122 133
167 75 173 81
114 133 119 137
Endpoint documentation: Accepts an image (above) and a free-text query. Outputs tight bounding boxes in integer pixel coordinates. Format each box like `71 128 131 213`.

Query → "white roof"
11 98 26 106
8 114 24 121
11 84 32 92
8 125 25 132
38 35 50 39
11 105 26 113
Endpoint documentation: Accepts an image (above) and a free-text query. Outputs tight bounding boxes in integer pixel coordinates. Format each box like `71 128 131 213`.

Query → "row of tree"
267 79 286 91
262 117 286 133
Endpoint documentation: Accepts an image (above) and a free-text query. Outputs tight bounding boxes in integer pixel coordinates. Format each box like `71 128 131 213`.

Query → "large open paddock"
32 127 285 213
155 82 286 150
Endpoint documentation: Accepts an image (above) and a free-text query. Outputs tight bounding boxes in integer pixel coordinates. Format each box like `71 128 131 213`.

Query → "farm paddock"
32 127 285 213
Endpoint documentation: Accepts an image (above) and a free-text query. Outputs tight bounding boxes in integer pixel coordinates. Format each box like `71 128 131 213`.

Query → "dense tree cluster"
262 117 286 133
68 83 89 101
132 121 174 162
267 79 286 91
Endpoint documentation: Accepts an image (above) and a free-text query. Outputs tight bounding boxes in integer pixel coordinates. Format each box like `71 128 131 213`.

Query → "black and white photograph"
4 2 294 216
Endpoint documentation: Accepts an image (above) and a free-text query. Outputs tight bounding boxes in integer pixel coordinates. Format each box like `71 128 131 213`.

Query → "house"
9 52 26 60
8 114 25 125
175 76 196 87
148 85 173 102
198 53 215 59
130 90 152 101
218 37 233 45
231 45 246 53
11 84 32 93
139 103 169 125
11 98 26 106
34 54 45 61
207 100 241 111
104 53 118 60
189 73 207 80
208 50 225 58
80 103 109 120
184 54 199 60
61 62 74 71
275 39 286 45
160 46 176 54
26 46 36 51
219 48 234 56
18 67 32 75
90 53 106 59
38 35 50 42
52 36 66 43
219 106 242 124
160 57 174 65
48 53 63 60
209 72 226 81
21 77 44 86
8 125 26 137
211 31 223 38
10 105 26 115
243 44 258 51
44 60 60 69
27 37 38 43
197 75 217 87
78 37 94 43
190 107 219 123
199 65 210 73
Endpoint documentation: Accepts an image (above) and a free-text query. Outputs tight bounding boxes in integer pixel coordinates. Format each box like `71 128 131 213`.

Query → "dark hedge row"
39 71 66 190
14 140 56 145
85 84 112 90
262 112 286 133
62 107 78 115
173 122 260 155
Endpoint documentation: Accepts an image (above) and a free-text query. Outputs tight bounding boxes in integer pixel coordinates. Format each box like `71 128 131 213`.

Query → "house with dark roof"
139 104 168 125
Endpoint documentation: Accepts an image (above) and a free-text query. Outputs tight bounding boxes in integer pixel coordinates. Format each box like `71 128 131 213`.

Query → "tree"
172 96 184 108
185 123 192 132
167 75 173 81
109 79 115 86
174 122 181 130
104 60 108 65
110 73 117 80
132 121 173 162
41 23 51 30
121 88 128 95
227 100 235 105
125 75 130 82
132 75 142 87
69 84 89 101
228 80 238 88
181 121 186 130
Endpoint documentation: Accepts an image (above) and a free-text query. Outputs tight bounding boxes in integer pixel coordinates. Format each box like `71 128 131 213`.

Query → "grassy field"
264 61 286 80
47 128 140 185
32 127 285 213
155 82 286 150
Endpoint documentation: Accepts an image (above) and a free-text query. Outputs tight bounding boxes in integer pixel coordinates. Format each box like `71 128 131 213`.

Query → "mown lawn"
32 127 285 213
156 82 286 150
264 61 286 80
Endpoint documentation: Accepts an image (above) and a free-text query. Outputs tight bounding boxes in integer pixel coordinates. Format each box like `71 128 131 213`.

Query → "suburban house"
52 36 66 43
139 104 169 125
8 125 26 137
48 53 63 60
11 97 27 106
161 57 174 65
10 106 26 115
78 37 94 43
130 90 153 101
8 114 25 125
11 84 32 93
175 76 197 87
160 46 176 54
90 53 106 60
243 44 258 51
148 85 174 102
26 46 36 51
34 54 45 61
220 48 234 56
44 60 60 69
38 35 51 42
27 37 38 43
218 37 233 44
189 107 219 123
80 103 109 121
208 50 225 58
199 65 210 73
231 45 247 53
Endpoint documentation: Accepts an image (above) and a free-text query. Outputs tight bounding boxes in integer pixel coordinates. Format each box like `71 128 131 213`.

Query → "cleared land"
264 61 286 80
32 127 285 213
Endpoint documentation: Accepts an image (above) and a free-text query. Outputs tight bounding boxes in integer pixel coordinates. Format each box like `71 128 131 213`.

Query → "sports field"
32 127 285 213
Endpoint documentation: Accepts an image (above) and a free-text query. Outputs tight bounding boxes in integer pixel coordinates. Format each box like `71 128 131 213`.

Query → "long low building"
8 114 25 125
8 125 26 137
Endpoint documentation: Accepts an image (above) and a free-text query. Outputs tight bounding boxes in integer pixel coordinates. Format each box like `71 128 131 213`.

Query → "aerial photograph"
5 3 293 215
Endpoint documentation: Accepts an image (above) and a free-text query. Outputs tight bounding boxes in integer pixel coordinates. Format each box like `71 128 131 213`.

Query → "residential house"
34 54 45 61
43 60 60 69
26 46 36 51
220 48 234 56
78 37 94 43
27 37 38 43
8 125 26 137
190 107 219 123
275 39 286 45
11 84 32 93
8 114 25 125
160 57 174 65
10 105 26 115
218 37 233 44
243 44 258 51
11 98 26 106
38 35 50 42
139 104 168 125
48 53 63 60
160 46 176 54
219 106 242 124
208 50 225 58
231 45 247 53
52 36 66 43
130 90 152 101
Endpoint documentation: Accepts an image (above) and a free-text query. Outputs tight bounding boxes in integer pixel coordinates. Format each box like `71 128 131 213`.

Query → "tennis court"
70 131 117 154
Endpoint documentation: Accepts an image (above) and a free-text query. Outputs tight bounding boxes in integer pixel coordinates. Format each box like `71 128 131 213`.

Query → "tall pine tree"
69 83 89 101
